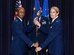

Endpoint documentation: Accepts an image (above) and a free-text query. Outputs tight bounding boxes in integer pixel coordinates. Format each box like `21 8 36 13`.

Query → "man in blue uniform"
10 7 38 55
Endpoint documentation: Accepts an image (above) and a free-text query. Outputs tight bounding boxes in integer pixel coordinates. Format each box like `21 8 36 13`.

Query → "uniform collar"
17 16 22 22
52 16 58 23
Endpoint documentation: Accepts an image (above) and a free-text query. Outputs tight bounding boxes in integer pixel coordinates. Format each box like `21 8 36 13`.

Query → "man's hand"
31 42 39 48
33 42 39 48
35 47 42 52
33 17 41 27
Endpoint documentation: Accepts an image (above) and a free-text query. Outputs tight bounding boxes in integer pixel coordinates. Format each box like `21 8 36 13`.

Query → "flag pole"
36 14 39 55
36 9 42 55
36 26 38 55
33 0 40 54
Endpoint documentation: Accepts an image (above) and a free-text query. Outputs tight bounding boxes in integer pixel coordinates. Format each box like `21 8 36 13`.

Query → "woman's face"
50 8 58 19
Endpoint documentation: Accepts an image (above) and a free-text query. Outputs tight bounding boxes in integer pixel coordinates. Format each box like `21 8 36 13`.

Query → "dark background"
0 0 73 55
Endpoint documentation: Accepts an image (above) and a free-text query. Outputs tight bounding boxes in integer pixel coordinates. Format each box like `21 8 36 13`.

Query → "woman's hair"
50 6 59 14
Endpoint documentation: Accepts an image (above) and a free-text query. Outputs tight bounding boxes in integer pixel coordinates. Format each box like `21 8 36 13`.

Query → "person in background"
33 7 50 55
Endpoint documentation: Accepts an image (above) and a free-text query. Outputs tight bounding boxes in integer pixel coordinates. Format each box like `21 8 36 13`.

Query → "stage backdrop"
0 0 74 55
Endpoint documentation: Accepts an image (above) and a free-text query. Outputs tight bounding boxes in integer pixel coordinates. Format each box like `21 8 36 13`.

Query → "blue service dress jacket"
10 17 34 55
40 17 64 55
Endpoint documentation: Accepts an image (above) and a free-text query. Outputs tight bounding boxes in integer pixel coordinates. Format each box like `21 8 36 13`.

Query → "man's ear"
15 11 18 16
16 11 19 16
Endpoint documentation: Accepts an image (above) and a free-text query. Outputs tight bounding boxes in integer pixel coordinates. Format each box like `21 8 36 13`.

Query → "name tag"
50 26 52 29
49 22 50 25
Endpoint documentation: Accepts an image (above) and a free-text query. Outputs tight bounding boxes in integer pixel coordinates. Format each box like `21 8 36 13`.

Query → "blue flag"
33 0 40 19
42 0 49 18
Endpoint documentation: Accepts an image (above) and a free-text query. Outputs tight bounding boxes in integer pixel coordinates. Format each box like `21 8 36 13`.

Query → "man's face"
18 8 25 19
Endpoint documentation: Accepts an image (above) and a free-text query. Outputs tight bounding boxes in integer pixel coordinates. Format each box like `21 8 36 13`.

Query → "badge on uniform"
42 20 46 25
50 26 52 29
56 20 59 22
